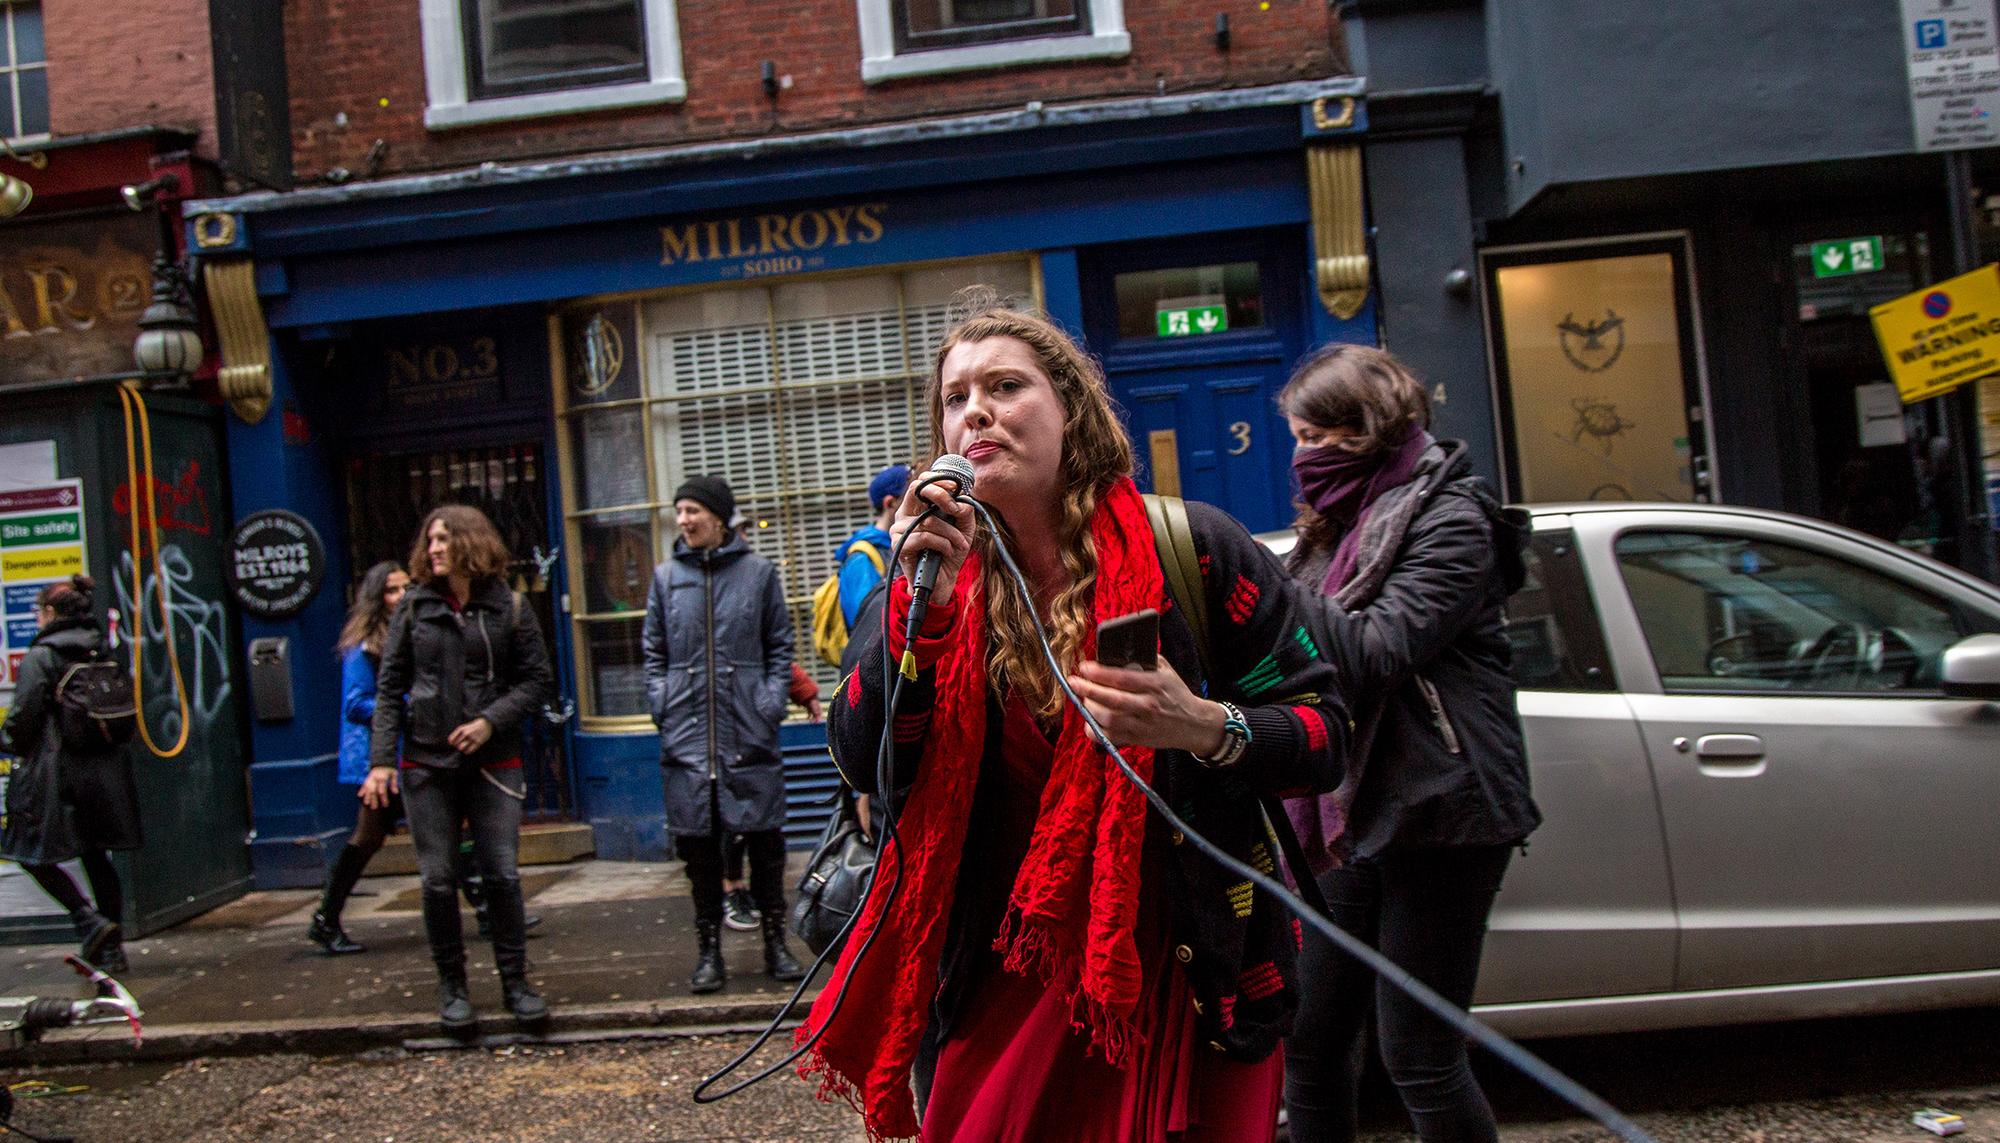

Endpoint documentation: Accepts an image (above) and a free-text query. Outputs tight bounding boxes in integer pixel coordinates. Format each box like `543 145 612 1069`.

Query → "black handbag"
790 790 877 958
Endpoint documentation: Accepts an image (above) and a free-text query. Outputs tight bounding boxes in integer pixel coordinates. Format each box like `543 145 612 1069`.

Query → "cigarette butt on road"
1913 1108 1965 1136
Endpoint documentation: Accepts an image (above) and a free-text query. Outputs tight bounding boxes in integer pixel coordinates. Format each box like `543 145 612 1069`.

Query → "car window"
1506 530 1615 691
1614 530 1970 695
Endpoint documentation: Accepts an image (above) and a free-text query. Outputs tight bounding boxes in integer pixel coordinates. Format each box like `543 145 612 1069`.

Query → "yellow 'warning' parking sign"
1870 263 2000 404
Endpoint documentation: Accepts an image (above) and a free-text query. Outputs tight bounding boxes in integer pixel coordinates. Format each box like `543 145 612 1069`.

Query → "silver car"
1266 504 2000 1037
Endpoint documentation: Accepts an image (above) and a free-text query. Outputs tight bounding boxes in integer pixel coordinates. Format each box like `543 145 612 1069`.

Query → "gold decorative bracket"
1310 96 1356 132
201 259 273 424
1307 143 1370 320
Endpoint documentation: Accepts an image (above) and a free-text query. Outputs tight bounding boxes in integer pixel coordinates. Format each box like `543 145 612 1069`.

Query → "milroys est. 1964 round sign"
227 509 326 620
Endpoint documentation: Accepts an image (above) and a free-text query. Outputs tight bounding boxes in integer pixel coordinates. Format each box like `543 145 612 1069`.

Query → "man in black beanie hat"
643 474 805 993
672 475 735 530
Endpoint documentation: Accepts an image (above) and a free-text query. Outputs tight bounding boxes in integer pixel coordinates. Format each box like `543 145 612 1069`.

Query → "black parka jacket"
641 533 794 836
1291 443 1540 858
1 617 142 864
372 577 553 770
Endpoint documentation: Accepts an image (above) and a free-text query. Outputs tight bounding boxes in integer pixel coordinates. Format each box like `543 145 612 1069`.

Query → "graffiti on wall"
112 459 214 541
114 544 231 742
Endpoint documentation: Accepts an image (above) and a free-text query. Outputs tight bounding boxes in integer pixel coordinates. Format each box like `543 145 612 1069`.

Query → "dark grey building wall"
1345 0 1488 92
1490 2 1917 213
1367 133 1501 482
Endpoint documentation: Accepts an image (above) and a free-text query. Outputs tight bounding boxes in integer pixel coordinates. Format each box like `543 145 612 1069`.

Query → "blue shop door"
1081 231 1309 535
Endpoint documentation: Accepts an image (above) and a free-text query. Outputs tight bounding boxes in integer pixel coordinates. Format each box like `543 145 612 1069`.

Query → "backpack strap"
1142 493 1211 685
849 540 887 577
1142 493 1332 915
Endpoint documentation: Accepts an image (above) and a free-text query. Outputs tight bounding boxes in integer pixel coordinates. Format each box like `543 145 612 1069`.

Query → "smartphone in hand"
1095 608 1160 671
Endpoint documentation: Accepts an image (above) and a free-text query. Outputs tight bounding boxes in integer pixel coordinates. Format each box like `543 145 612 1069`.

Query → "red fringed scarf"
797 478 1166 1141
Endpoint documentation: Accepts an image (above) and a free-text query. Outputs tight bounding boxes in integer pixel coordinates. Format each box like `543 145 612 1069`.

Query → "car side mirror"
1940 633 2000 700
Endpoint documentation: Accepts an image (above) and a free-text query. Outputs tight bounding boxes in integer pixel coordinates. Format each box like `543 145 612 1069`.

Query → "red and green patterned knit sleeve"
1185 501 1351 799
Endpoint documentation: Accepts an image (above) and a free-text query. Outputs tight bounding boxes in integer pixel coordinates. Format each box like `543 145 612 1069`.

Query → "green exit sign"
1157 305 1228 337
1811 236 1883 278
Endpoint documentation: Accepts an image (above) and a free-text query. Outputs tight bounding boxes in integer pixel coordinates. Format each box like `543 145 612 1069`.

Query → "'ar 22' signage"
659 202 887 279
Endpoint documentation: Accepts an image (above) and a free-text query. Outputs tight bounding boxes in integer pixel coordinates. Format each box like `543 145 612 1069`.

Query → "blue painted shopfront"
193 89 1377 877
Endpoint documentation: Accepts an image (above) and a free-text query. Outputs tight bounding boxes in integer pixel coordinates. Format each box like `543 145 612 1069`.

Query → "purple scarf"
1293 426 1430 595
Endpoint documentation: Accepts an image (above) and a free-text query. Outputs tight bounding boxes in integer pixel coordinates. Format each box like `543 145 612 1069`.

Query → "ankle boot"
307 911 364 955
761 913 805 982
690 918 726 994
501 973 549 1026
436 965 477 1036
95 938 129 976
70 907 119 965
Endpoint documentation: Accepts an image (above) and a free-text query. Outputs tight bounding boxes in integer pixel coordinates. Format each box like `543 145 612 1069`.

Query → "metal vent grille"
563 259 1033 719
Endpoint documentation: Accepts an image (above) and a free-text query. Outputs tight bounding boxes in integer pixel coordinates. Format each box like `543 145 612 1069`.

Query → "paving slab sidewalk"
0 858 825 1064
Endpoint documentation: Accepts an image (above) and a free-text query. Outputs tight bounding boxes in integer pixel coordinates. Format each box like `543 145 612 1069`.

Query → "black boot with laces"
691 918 726 994
761 913 805 983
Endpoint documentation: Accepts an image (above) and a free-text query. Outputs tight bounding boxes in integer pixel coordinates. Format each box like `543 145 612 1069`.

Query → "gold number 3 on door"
1227 421 1252 455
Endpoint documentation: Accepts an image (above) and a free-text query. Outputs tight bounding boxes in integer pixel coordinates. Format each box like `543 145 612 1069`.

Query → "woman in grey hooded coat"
643 474 804 993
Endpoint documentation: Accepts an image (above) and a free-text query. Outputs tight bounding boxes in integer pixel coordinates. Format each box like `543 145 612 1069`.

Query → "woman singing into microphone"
797 292 1350 1142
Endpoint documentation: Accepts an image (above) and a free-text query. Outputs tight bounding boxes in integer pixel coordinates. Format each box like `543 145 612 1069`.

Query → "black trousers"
1284 844 1513 1143
677 829 786 926
23 850 122 925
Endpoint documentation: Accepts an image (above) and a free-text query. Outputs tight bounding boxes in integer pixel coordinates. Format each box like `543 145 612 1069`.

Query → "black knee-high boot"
309 844 370 954
421 888 475 1035
485 876 547 1026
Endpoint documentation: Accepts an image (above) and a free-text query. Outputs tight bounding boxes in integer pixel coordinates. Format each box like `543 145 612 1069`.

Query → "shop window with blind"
555 259 1035 724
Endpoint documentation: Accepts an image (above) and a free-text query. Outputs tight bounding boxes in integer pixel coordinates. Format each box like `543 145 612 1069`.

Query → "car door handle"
1681 733 1765 760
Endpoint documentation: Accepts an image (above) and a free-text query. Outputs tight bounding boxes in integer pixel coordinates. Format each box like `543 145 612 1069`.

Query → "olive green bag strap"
1143 492 1330 914
1142 492 1211 685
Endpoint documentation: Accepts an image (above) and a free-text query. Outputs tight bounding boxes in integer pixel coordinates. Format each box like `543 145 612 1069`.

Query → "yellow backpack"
810 540 886 667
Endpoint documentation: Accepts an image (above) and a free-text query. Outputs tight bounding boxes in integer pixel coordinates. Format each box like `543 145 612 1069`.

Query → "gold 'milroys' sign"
1870 263 2000 404
661 203 888 274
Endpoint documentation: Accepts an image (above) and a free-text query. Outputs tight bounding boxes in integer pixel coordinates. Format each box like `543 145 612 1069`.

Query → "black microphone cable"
951 494 1659 1143
692 501 945 1102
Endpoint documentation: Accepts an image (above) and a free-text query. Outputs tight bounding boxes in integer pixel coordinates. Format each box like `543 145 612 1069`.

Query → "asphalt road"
6 1007 1998 1141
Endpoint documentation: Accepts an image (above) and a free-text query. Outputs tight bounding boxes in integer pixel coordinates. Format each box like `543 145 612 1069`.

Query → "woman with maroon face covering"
1278 344 1540 1143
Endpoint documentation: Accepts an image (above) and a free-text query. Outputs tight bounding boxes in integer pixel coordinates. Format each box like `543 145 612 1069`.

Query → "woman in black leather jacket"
366 505 552 1036
1279 344 1539 1143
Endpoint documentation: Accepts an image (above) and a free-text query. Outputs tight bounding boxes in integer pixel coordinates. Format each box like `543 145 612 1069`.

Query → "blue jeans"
401 763 526 978
1284 844 1513 1143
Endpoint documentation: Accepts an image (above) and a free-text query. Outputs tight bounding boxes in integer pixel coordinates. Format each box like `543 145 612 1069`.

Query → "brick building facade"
183 1 1375 877
284 0 1345 180
45 0 219 153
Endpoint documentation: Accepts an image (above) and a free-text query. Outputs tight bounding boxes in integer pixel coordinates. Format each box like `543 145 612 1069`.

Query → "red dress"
920 696 1284 1142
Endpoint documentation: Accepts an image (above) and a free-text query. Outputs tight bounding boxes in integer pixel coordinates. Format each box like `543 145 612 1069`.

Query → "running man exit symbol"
1812 236 1884 278
1155 305 1229 337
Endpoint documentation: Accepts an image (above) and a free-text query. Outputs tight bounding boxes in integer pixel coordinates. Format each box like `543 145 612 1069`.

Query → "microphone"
902 454 976 663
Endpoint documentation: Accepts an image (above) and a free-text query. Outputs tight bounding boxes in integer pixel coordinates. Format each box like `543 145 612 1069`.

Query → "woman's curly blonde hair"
923 289 1133 717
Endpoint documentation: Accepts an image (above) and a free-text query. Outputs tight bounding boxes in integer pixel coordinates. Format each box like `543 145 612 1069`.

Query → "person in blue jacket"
307 561 411 954
834 464 907 634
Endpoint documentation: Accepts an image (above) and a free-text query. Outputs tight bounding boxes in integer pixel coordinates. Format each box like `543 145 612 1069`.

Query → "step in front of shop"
363 821 598 876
